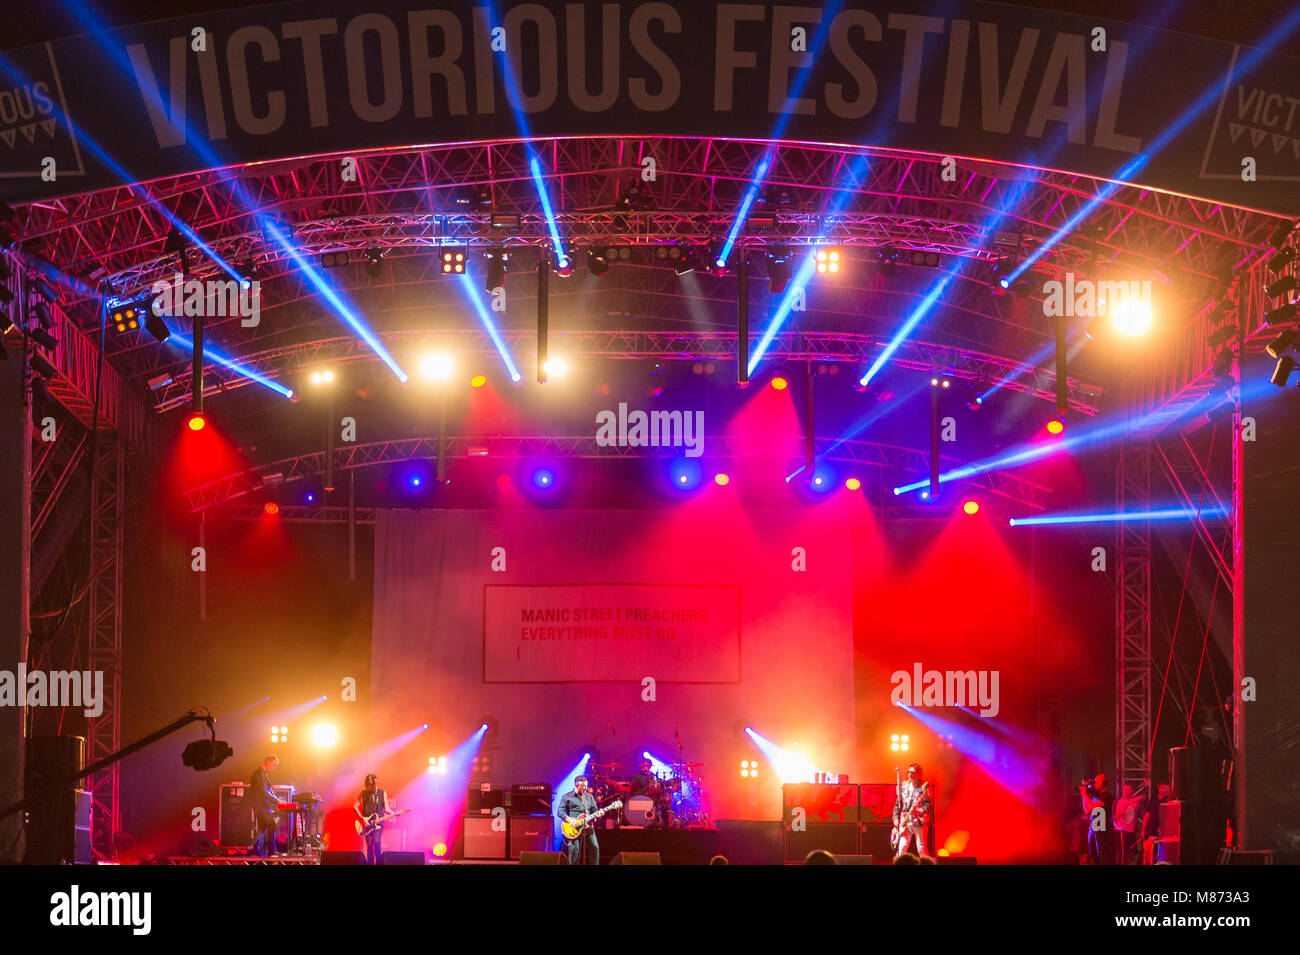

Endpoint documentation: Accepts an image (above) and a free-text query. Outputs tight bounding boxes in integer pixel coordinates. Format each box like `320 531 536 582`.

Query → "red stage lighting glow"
963 500 980 515
714 473 730 486
264 502 280 516
770 376 788 391
496 474 511 488
187 413 206 432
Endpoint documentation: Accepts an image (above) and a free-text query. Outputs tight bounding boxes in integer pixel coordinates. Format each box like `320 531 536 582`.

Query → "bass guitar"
561 800 623 840
355 807 412 837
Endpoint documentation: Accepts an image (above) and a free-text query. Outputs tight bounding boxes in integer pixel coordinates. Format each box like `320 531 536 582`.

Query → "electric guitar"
355 807 412 837
561 800 623 839
890 772 930 849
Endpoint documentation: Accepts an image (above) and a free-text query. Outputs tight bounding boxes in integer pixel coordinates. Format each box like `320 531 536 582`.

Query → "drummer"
629 758 661 799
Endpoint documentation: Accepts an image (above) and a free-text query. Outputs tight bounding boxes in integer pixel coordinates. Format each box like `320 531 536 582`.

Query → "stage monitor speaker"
381 851 426 865
785 822 858 862
611 852 661 865
219 783 254 848
509 815 553 858
321 850 366 865
463 814 507 859
835 854 874 865
519 851 568 865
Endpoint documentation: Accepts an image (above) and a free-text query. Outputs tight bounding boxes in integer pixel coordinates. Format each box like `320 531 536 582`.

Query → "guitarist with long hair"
355 774 396 864
557 775 601 865
892 764 932 859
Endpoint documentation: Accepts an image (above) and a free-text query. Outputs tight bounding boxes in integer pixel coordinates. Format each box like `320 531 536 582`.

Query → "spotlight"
163 228 189 255
144 311 171 344
1046 414 1065 435
1207 323 1237 346
767 250 792 295
1268 247 1296 274
0 310 14 334
1271 355 1296 387
484 249 508 290
1267 329 1296 358
30 352 57 379
1266 275 1297 300
1110 299 1153 336
770 376 788 391
362 247 384 278
490 212 521 231
845 477 861 491
542 356 568 378
585 247 610 277
187 412 206 432
470 374 487 388
428 756 448 775
270 725 288 743
714 473 730 486
815 248 841 274
440 246 467 274
889 733 910 752
419 353 455 381
909 250 941 267
433 843 448 857
109 298 150 334
320 250 350 269
654 245 694 274
739 760 759 778
1266 302 1297 325
28 327 56 352
181 739 233 771
962 500 980 515
532 468 554 488
1269 219 1297 249
309 369 335 386
263 501 279 516
311 723 339 749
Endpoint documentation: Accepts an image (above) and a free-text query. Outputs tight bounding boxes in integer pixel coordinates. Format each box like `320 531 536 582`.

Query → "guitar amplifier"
509 815 554 858
462 814 507 859
509 783 553 816
467 784 506 814
781 783 859 824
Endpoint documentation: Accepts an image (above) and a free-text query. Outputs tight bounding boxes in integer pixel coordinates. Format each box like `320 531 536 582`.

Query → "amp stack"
462 782 554 860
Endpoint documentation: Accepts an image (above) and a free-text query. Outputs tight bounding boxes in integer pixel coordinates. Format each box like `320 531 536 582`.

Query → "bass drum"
625 795 657 826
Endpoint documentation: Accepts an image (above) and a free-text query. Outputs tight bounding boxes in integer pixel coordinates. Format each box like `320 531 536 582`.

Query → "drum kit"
588 761 710 828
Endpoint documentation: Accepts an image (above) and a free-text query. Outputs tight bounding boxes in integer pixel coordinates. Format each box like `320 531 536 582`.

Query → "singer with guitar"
557 775 604 865
892 763 932 859
354 773 399 864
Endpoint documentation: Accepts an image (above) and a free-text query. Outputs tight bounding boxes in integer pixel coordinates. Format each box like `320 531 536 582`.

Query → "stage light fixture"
1110 298 1153 336
1266 275 1297 300
739 760 759 778
889 733 910 753
30 352 57 380
770 376 788 391
490 212 521 231
440 246 467 274
470 374 487 388
309 369 335 386
32 278 56 303
145 311 171 343
1271 355 1296 387
110 299 149 334
1266 303 1297 325
909 250 941 267
1268 247 1296 274
311 723 338 749
714 473 730 486
585 247 610 276
542 356 568 378
362 246 385 279
1207 323 1236 346
767 250 792 295
428 756 448 775
271 725 287 743
654 245 695 274
454 184 492 208
147 373 173 391
1266 329 1296 358
0 309 14 334
963 500 980 515
187 412 206 432
1211 349 1234 377
29 327 56 352
845 477 862 491
1046 414 1066 435
815 248 841 274
484 249 508 290
419 352 455 381
181 738 233 771
1269 219 1297 248
320 250 349 269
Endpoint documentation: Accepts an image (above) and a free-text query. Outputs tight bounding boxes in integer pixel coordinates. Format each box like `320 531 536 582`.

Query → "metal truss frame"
1115 443 1153 792
182 434 1053 514
85 437 124 860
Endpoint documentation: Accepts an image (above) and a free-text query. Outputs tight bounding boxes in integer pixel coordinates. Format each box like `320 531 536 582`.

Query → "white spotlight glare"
419 352 455 381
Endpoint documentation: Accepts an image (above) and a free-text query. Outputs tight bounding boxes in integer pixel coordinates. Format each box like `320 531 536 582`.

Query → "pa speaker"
321 850 367 865
611 852 661 865
381 851 426 865
519 851 568 865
